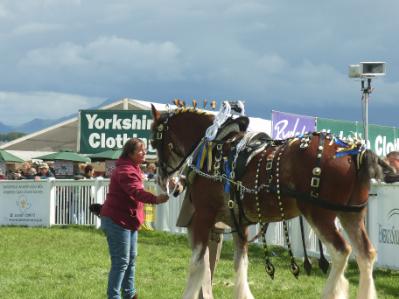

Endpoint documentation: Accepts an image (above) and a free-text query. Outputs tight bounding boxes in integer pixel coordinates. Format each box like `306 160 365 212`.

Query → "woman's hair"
120 138 144 159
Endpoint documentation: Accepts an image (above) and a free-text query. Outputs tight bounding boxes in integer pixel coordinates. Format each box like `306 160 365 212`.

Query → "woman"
100 138 169 299
83 164 94 179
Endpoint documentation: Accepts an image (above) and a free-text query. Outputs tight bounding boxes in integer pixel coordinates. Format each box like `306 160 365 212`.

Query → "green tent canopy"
0 149 24 163
89 149 122 161
35 150 91 163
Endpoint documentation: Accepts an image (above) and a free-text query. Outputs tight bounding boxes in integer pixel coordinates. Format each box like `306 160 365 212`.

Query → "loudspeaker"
360 62 386 77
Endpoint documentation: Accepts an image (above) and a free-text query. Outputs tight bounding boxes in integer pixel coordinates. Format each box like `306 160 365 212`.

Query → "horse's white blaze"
322 244 351 299
356 254 377 299
182 245 206 299
234 250 254 299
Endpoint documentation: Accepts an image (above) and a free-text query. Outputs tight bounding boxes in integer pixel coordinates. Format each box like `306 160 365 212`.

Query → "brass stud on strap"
312 167 322 176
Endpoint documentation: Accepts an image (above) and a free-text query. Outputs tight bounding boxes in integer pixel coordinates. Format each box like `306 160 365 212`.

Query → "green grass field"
0 226 398 299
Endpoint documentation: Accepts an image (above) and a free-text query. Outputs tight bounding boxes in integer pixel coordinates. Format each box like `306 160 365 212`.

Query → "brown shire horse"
150 105 384 299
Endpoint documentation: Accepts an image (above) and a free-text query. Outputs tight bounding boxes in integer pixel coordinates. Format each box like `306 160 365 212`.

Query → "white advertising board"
368 183 399 269
0 181 51 226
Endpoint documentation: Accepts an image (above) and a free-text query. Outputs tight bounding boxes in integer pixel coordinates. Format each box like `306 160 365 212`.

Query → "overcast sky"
0 0 398 126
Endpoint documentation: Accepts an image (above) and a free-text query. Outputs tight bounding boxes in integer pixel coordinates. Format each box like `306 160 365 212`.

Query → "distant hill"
0 121 13 133
0 98 114 134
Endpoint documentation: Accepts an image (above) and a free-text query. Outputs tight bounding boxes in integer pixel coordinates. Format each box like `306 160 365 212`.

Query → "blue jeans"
101 217 138 299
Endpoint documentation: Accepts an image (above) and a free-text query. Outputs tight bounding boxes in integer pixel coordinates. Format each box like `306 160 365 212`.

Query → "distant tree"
0 132 26 142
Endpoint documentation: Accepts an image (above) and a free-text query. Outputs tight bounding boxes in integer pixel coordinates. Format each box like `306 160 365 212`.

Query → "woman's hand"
155 194 169 204
168 178 185 196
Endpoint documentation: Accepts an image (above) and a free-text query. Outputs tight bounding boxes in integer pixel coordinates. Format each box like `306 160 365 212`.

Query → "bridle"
152 111 203 178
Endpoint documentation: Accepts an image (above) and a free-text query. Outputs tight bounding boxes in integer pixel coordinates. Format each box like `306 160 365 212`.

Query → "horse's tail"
358 150 391 183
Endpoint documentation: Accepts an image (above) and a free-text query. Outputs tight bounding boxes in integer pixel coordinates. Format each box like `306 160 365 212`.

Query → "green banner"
317 117 399 156
79 110 155 154
316 118 358 139
362 124 397 156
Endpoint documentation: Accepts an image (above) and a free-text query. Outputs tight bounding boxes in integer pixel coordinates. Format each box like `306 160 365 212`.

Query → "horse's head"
150 104 214 190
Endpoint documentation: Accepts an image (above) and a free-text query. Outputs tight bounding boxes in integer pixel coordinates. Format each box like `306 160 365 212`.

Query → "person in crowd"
38 163 55 179
100 138 169 299
8 170 22 180
387 151 399 172
144 163 157 180
83 164 94 179
24 167 38 179
384 151 399 183
20 162 32 179
0 169 5 180
47 162 56 177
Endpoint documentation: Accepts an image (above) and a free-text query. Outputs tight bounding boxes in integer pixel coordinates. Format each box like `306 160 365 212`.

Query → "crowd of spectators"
1 161 55 180
0 161 159 181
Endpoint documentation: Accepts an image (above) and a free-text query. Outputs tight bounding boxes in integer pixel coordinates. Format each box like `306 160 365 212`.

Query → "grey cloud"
12 22 65 36
0 0 398 126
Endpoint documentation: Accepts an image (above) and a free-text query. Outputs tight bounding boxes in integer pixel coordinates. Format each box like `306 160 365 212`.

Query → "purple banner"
272 111 316 140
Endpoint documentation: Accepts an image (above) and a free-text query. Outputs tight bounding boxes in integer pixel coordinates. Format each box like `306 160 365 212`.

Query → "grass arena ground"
0 226 398 299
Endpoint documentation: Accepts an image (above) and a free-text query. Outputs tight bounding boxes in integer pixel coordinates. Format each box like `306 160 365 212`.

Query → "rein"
163 139 204 177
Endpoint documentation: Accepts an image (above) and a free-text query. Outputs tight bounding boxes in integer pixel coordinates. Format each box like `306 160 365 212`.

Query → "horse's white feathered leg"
321 243 351 299
338 213 377 299
233 233 254 299
355 253 377 299
182 245 207 299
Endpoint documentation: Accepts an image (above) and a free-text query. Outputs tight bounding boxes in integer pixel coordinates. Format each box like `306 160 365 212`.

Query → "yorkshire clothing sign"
79 110 155 154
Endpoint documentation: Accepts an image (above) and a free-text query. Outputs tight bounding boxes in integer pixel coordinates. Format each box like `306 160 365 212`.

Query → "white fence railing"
53 179 110 226
1 179 398 269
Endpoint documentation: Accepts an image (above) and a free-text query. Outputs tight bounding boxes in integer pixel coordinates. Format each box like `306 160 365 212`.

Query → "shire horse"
150 105 384 299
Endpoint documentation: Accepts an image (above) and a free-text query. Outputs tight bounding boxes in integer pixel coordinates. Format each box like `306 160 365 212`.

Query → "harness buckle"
266 160 273 170
311 177 320 188
311 190 319 198
156 132 163 140
228 200 235 209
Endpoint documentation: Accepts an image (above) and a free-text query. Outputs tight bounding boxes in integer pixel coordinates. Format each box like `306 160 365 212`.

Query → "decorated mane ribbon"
195 140 212 172
333 136 365 158
207 142 213 171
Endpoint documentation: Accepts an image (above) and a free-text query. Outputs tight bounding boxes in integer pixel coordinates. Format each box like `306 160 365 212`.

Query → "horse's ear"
151 104 160 121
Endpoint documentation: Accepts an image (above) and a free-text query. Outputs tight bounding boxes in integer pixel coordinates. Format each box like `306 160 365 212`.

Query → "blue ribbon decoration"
196 143 205 170
335 149 360 158
224 159 231 193
334 137 350 148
